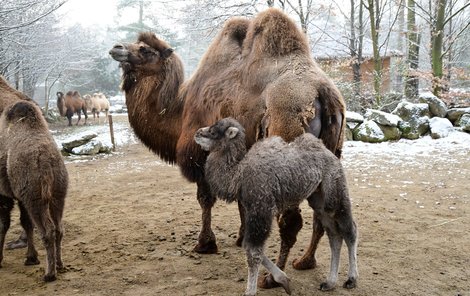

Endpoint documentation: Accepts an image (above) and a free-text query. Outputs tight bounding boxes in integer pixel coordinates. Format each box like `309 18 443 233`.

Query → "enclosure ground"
1 117 469 296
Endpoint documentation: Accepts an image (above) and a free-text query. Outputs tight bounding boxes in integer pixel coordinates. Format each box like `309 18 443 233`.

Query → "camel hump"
72 91 81 97
6 101 37 123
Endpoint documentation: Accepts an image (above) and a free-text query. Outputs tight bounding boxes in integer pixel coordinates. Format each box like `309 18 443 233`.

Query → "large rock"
447 107 470 123
365 109 402 127
429 117 454 139
62 131 98 151
71 138 103 155
458 114 470 132
379 124 402 140
353 120 387 143
346 111 364 123
418 92 447 118
392 101 430 139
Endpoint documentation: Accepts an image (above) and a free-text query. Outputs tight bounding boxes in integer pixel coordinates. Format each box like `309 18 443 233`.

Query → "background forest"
1 0 469 112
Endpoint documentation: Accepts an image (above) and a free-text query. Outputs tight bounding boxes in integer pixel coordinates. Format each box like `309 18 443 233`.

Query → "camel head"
56 92 66 116
109 32 174 75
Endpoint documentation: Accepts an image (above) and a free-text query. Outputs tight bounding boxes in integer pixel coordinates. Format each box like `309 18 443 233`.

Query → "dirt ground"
1 116 469 296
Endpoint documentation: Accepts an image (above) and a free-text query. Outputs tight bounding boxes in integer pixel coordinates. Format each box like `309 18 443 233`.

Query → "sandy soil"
1 116 469 296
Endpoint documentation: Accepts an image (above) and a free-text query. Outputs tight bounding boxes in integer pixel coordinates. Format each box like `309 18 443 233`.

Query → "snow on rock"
429 117 454 139
71 138 103 155
365 109 402 127
61 131 98 151
346 111 364 123
458 114 470 132
418 92 448 118
447 107 470 123
353 120 386 143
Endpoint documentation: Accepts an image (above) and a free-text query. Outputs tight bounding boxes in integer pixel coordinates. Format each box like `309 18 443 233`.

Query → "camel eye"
139 46 150 54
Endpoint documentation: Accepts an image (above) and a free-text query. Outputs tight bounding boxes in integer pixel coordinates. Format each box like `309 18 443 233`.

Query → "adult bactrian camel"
109 8 346 288
84 93 110 123
56 91 88 126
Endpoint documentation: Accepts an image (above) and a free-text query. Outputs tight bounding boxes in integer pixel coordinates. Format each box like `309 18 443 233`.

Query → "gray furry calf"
194 117 358 296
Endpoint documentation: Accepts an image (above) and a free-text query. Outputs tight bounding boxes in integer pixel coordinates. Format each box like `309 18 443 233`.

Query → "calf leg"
193 180 217 254
320 232 343 291
245 246 262 296
236 200 245 247
18 202 39 265
342 221 358 289
258 207 302 289
0 195 14 267
261 255 291 294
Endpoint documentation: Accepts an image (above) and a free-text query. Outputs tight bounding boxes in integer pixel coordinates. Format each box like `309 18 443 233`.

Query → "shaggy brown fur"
109 8 346 282
0 101 68 282
0 76 33 114
84 93 110 123
56 91 88 126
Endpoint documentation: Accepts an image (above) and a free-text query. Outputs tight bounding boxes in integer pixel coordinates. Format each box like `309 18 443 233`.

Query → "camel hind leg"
0 195 14 267
18 202 39 265
50 198 65 271
27 201 57 282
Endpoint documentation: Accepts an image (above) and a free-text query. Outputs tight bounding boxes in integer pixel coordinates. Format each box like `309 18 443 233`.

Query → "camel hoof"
319 282 335 291
258 273 281 289
24 256 40 266
193 240 218 254
343 278 357 289
43 274 57 282
292 256 317 270
5 238 28 250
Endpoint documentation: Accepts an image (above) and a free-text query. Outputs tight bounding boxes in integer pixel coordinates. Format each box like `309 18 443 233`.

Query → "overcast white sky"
59 0 120 28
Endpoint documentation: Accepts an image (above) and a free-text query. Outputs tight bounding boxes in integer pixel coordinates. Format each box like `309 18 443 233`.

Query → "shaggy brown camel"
84 93 110 123
109 8 345 288
0 76 34 250
0 101 69 282
56 91 88 126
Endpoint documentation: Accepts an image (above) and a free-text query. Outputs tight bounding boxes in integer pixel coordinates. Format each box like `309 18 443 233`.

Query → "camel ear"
161 48 174 59
226 127 239 139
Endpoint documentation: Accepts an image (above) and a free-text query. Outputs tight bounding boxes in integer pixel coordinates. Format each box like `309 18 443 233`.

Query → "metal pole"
108 114 116 151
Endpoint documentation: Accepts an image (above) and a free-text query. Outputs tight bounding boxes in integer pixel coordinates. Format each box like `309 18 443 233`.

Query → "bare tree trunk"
431 0 446 96
350 0 363 98
405 0 419 99
366 0 383 106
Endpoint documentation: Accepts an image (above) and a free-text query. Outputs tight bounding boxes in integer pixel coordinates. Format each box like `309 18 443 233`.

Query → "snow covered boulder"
458 114 470 132
61 131 98 152
418 92 447 118
365 109 402 127
346 111 364 124
353 120 387 143
392 101 430 140
447 107 470 123
429 117 454 139
71 138 103 155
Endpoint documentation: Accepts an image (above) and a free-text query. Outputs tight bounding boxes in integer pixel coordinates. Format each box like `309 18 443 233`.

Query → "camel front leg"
292 211 324 270
193 180 217 254
258 207 302 289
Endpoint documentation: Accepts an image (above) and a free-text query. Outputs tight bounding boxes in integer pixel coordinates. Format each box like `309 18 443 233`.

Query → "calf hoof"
292 256 317 270
258 273 281 289
25 256 40 265
193 240 218 254
319 282 335 291
343 278 357 289
43 274 57 282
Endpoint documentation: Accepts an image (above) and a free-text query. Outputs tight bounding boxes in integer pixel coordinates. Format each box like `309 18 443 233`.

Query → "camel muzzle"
109 44 129 62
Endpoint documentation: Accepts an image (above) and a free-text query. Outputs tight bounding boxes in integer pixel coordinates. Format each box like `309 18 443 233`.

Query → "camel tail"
317 84 346 159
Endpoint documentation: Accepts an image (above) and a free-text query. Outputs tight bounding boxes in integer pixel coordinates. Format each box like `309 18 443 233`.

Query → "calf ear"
161 48 174 59
226 127 239 139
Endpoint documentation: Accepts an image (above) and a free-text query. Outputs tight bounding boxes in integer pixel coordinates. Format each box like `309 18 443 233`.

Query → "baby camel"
194 118 358 296
0 101 68 282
